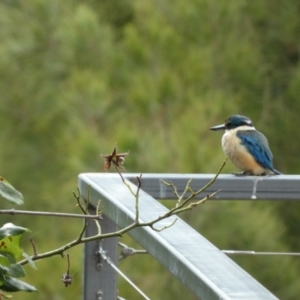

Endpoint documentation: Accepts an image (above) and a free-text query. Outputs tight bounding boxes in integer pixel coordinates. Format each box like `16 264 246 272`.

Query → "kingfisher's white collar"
225 125 256 133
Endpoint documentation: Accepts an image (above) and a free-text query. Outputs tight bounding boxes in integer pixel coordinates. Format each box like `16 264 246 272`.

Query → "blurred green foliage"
0 0 300 299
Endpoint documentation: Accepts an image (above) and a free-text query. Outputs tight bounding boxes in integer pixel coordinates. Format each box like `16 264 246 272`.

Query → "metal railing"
79 173 300 300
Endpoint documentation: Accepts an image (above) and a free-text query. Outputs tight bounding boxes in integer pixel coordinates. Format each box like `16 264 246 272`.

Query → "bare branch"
161 180 180 198
94 201 102 235
29 238 37 256
18 160 226 267
151 218 178 232
135 175 142 223
0 209 102 220
194 157 227 195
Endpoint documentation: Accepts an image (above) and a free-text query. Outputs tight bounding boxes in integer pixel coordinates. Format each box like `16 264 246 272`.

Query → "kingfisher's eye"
226 121 231 127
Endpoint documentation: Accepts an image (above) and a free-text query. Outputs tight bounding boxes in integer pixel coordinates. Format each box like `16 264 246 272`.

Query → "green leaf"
0 253 15 265
0 266 5 286
0 275 37 292
0 223 28 239
0 254 11 268
0 263 26 278
0 223 29 261
22 252 37 270
0 177 24 205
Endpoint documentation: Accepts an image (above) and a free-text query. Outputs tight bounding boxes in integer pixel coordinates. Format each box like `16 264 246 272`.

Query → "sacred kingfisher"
210 115 281 175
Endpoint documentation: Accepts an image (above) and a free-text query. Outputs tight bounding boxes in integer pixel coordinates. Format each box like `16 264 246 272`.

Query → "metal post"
83 205 118 300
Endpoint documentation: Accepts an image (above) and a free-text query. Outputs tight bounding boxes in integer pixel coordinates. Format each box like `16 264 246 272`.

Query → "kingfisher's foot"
232 171 270 176
232 171 254 176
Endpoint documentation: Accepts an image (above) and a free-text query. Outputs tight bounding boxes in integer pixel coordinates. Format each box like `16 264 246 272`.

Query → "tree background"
1 0 300 299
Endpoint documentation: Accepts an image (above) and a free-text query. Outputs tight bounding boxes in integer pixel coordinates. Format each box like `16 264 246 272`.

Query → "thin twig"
77 219 88 242
161 180 180 198
194 158 227 195
164 158 227 214
73 188 85 214
94 201 102 235
177 178 193 207
118 173 138 197
114 163 126 183
135 175 142 223
174 190 221 214
151 218 178 232
29 238 37 256
0 209 102 220
73 186 91 214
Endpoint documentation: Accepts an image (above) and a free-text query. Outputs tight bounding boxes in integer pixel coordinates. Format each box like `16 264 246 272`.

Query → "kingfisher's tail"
272 168 282 175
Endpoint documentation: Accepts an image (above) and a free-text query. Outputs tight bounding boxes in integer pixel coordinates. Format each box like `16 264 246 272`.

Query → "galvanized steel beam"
79 173 283 300
124 173 300 200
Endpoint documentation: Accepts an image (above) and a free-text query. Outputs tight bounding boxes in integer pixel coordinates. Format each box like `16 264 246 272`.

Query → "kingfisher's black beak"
210 124 226 131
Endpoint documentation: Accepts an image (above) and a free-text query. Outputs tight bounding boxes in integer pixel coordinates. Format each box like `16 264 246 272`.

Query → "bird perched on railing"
210 115 281 175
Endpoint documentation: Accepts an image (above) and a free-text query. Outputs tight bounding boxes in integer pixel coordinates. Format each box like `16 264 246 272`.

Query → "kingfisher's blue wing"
236 130 275 171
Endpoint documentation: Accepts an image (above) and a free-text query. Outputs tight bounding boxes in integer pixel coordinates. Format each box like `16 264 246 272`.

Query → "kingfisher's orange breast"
221 128 269 175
